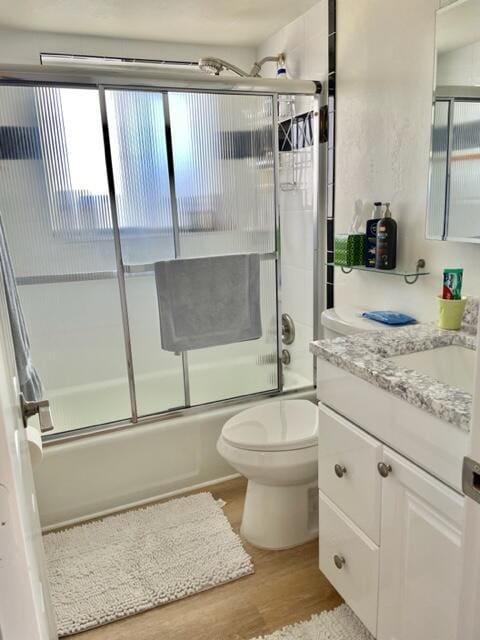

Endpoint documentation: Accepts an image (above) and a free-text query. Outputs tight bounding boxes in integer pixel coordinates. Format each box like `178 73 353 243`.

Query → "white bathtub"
35 381 315 529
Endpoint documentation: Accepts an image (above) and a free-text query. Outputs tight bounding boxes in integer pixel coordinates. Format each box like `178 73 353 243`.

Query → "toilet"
320 305 391 338
218 306 393 550
217 399 319 550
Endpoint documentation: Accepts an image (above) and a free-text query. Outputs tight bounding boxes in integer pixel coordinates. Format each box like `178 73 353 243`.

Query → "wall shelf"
327 258 429 285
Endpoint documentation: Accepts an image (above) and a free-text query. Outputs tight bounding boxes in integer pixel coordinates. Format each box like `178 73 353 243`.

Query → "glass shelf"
326 259 429 285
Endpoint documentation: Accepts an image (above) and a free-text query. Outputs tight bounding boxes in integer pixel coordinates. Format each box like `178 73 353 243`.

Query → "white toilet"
218 306 393 550
217 399 319 550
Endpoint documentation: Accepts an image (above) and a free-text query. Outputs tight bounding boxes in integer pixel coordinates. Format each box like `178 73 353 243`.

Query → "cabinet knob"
334 464 347 478
333 554 346 569
377 462 392 478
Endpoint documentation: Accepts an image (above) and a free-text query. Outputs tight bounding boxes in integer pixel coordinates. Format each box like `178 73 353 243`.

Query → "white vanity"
311 323 474 639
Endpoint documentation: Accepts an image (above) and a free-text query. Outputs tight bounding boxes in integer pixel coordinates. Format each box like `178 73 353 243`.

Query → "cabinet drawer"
318 403 382 543
319 490 379 637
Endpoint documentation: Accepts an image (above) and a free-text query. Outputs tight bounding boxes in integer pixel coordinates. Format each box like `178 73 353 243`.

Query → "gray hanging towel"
155 253 262 352
0 215 44 401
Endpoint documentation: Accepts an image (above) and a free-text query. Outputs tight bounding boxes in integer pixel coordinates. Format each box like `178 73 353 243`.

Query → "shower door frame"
0 66 323 444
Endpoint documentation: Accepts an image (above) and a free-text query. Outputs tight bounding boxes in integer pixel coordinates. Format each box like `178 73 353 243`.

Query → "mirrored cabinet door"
426 0 480 243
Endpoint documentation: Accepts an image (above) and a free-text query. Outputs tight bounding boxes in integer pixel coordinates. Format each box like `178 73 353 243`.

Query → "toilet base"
240 479 319 550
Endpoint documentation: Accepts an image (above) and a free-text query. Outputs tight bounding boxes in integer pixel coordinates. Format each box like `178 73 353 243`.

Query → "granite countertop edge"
310 323 476 432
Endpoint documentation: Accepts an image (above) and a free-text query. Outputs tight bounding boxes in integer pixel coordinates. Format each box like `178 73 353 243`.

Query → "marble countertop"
310 323 476 431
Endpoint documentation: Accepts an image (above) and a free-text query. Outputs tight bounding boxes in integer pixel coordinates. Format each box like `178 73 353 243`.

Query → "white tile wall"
257 0 328 387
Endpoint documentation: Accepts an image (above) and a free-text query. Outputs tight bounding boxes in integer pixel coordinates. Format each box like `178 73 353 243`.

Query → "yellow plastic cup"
437 296 467 330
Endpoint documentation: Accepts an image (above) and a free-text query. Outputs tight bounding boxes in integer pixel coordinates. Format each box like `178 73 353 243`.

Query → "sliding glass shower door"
0 85 132 431
104 89 186 417
105 88 279 415
168 91 278 405
0 83 280 434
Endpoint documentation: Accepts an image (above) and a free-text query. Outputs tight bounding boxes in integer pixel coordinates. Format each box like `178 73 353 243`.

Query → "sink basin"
389 345 475 394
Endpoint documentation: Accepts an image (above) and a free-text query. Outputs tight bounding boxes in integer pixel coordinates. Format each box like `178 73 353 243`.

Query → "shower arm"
198 54 286 78
249 54 286 77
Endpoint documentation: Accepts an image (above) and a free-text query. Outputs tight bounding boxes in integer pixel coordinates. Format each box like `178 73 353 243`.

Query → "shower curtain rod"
0 64 321 95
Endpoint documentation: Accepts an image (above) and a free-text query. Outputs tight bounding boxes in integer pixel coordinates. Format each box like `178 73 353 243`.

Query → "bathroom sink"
389 345 475 394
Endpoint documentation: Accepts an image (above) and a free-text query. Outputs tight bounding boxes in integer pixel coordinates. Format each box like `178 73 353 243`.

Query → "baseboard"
42 473 242 533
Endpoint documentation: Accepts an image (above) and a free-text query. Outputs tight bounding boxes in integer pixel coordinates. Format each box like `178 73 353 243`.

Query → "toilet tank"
321 306 392 338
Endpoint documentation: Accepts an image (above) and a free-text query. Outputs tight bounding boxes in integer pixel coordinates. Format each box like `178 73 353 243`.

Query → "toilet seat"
221 399 318 452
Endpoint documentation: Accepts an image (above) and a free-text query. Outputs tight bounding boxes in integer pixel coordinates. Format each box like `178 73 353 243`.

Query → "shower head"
198 57 249 77
198 58 225 75
198 53 286 78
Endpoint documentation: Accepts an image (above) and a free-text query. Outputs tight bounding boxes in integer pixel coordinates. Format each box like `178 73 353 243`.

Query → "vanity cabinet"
318 403 464 640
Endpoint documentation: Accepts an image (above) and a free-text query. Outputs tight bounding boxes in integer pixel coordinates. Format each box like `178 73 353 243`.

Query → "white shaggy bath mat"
44 492 253 636
252 605 374 640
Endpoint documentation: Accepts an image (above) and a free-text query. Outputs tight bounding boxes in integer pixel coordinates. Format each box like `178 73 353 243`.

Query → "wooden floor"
71 477 342 640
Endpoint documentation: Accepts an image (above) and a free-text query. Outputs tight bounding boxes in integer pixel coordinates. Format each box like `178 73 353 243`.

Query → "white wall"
257 0 328 382
437 41 480 86
335 0 480 322
0 26 254 68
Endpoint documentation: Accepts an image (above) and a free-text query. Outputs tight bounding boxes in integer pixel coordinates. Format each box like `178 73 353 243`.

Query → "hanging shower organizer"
278 94 315 192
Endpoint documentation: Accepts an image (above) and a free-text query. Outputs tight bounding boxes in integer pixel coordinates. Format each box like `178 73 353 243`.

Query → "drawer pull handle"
378 462 392 478
334 464 347 478
333 554 346 569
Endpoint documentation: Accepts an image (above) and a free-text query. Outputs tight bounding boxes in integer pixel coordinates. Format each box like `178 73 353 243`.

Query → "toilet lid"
221 399 318 452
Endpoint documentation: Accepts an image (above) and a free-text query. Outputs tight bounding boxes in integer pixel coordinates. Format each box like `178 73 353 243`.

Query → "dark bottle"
375 202 397 270
365 202 383 268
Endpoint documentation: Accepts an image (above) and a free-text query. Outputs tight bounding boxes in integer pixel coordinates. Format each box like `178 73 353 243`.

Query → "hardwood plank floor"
70 477 342 640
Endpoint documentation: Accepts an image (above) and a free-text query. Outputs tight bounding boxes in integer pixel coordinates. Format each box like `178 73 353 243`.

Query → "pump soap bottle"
365 202 382 268
375 202 397 270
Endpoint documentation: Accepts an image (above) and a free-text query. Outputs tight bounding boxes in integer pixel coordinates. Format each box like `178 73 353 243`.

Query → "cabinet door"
318 403 383 543
377 448 464 640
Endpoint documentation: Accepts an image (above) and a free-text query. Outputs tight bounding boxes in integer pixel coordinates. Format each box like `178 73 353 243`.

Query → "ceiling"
0 0 319 46
437 0 480 53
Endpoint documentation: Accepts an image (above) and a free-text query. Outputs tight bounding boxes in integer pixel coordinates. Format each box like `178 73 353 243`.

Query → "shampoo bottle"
365 202 382 268
375 202 397 270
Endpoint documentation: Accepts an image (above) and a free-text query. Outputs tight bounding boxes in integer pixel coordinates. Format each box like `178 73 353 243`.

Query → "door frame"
0 277 57 639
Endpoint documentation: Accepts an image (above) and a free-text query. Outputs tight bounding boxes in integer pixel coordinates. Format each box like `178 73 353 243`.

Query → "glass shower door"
0 83 281 434
105 89 186 416
169 91 279 404
0 85 131 433
105 88 280 411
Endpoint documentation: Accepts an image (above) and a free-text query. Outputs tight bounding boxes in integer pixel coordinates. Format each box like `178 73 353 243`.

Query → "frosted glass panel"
105 90 175 264
105 90 184 415
0 85 130 432
427 100 449 240
448 101 480 239
169 92 276 257
124 274 185 415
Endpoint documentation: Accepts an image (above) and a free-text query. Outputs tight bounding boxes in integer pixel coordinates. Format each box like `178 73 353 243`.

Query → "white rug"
252 605 374 640
44 492 253 636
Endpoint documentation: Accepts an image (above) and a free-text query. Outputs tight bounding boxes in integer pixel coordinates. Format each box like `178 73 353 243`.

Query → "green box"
334 233 366 266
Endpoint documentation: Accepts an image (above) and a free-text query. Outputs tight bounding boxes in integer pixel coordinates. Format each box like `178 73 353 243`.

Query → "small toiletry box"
334 233 365 267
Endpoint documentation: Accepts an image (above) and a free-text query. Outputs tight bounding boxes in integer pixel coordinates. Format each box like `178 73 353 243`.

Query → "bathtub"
44 362 312 435
35 372 314 529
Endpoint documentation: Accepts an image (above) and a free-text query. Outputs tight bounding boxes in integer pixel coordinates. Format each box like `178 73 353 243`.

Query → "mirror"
427 0 480 242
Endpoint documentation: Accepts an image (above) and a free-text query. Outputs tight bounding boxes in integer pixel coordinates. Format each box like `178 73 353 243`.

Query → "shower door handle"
20 394 54 433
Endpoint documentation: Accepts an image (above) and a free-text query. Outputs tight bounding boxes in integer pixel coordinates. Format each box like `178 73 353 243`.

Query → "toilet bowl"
217 399 318 550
